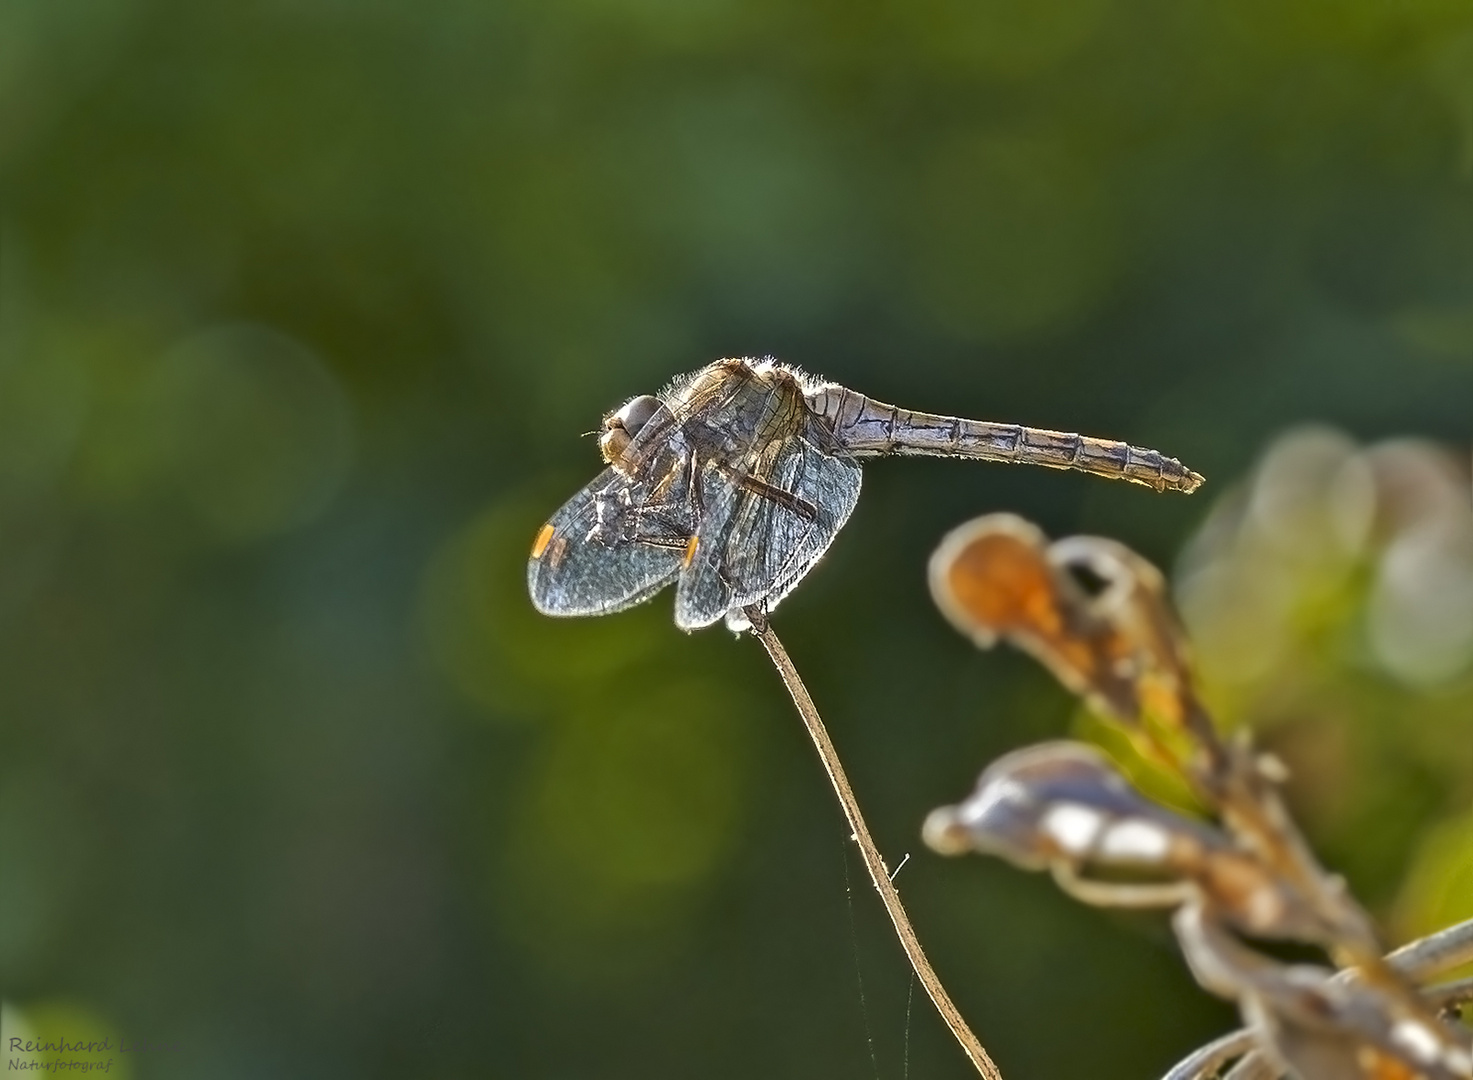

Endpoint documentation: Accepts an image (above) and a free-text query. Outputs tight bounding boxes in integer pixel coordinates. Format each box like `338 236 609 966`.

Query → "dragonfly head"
599 394 663 471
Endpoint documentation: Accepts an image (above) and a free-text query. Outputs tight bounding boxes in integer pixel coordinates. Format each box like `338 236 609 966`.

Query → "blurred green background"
3 1 1473 1077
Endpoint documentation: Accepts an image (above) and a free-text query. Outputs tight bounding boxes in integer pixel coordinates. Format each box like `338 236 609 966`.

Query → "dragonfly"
528 358 1203 632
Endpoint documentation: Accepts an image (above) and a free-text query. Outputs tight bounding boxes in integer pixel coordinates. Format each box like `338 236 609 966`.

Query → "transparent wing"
674 432 862 631
735 441 861 628
528 467 694 618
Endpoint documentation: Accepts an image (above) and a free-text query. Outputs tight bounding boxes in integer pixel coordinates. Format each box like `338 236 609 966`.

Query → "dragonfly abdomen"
998 425 1204 493
812 387 1203 494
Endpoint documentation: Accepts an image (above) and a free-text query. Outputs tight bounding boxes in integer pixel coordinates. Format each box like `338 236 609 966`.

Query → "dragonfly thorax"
599 394 663 472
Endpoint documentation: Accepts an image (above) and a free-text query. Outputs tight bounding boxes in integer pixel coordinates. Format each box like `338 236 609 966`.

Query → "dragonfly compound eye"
614 395 662 436
599 395 663 468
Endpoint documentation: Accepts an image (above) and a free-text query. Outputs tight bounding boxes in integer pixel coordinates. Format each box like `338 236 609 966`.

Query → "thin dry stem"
745 606 1003 1080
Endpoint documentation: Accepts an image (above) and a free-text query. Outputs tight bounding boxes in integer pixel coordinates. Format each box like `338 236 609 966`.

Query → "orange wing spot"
531 523 556 559
683 534 700 567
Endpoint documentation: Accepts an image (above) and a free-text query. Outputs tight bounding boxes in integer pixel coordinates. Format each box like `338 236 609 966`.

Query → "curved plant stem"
745 606 1003 1080
1160 1029 1256 1080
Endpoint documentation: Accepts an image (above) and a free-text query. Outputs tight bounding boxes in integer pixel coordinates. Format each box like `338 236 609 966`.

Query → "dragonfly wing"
671 463 755 629
528 467 691 618
674 436 862 631
734 441 861 629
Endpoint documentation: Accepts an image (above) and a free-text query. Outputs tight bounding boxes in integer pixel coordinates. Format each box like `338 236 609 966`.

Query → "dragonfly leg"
711 463 820 522
630 529 690 551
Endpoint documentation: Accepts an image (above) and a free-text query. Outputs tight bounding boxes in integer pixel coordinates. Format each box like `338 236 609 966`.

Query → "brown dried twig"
743 604 1003 1080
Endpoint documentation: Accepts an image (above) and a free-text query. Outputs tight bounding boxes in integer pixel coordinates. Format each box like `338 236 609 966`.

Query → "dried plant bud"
1175 904 1473 1080
929 516 1139 717
1246 976 1473 1080
925 742 1333 940
928 514 1200 729
924 741 1208 878
1049 534 1198 726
